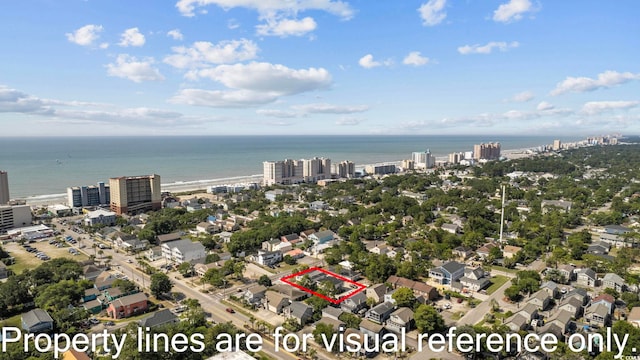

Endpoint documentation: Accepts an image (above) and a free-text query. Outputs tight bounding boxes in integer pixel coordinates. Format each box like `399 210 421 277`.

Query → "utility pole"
499 184 506 243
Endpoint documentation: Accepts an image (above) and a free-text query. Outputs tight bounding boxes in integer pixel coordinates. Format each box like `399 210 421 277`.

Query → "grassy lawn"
0 314 22 328
486 275 510 295
5 241 89 275
490 265 517 274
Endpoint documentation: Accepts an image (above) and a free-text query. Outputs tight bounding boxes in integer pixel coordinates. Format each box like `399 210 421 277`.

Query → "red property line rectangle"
280 267 366 305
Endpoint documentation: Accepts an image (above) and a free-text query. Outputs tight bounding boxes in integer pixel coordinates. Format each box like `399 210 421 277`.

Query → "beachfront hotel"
0 204 31 233
411 150 436 169
473 142 501 161
0 170 9 205
67 182 110 208
263 157 332 186
109 174 161 215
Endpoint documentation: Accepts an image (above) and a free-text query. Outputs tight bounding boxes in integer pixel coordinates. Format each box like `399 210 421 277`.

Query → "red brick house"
107 293 148 319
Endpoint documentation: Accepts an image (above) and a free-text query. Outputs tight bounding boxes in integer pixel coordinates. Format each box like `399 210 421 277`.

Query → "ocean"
0 135 580 199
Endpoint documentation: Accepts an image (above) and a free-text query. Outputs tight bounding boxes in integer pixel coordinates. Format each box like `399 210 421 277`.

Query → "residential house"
628 307 640 328
453 246 474 260
309 201 328 211
218 231 233 243
161 239 207 264
300 229 316 240
541 200 573 213
264 291 290 314
157 232 181 244
94 271 117 291
441 223 460 234
139 309 178 328
591 294 615 314
475 243 498 260
543 309 574 337
576 268 597 287
340 291 367 314
265 189 286 202
540 281 559 299
528 290 552 311
262 238 281 252
429 261 465 285
558 296 583 318
120 238 150 252
369 243 390 256
62 349 91 360
505 313 530 332
401 216 414 226
317 317 345 331
459 267 490 292
82 264 103 282
587 241 611 255
503 245 522 259
604 224 631 235
274 241 293 253
602 273 626 292
585 303 610 327
386 308 414 333
280 233 301 245
566 288 590 306
366 284 388 305
557 264 576 283
322 307 344 321
196 222 217 234
253 250 282 266
285 301 314 325
107 293 148 319
194 262 225 278
359 319 385 338
21 309 54 333
82 299 103 314
386 275 439 301
83 288 100 302
113 232 137 249
146 247 163 262
343 328 375 358
366 302 395 324
270 284 309 302
285 248 305 260
244 285 268 306
308 230 335 244
519 303 540 321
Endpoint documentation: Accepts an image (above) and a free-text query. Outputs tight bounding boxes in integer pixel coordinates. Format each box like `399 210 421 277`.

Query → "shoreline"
22 146 539 207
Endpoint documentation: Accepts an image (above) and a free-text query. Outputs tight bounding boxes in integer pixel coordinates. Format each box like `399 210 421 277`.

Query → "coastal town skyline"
1 1 638 136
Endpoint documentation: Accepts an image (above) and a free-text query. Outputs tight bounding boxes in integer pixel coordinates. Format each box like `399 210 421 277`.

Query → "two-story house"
385 308 414 333
429 261 465 285
366 302 395 324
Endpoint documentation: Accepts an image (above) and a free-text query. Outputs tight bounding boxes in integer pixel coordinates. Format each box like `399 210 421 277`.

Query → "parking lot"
4 239 90 274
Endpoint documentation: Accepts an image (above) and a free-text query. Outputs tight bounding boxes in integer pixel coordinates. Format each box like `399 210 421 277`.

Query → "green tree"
312 323 337 351
391 287 415 308
177 262 193 277
258 275 272 287
150 272 172 298
112 279 137 293
414 304 445 333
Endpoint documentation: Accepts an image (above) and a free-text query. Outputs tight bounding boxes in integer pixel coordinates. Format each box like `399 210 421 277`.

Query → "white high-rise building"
412 150 436 169
334 160 355 178
263 157 332 185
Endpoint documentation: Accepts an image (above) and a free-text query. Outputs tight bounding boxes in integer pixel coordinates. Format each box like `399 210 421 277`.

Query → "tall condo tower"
0 171 9 205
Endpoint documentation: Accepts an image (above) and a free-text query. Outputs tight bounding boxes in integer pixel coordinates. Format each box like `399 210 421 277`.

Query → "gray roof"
289 301 313 318
587 303 609 317
506 313 528 329
531 290 551 302
441 261 465 274
370 301 395 315
246 285 267 295
578 268 596 279
520 303 539 317
312 230 335 239
541 281 558 290
22 309 53 328
139 309 178 328
360 319 384 333
553 309 573 326
265 291 289 306
390 307 414 323
345 291 367 305
602 273 625 284
167 239 205 254
559 296 583 310
322 307 344 319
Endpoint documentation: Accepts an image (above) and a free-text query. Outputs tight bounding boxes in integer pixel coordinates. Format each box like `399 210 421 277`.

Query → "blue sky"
0 0 638 136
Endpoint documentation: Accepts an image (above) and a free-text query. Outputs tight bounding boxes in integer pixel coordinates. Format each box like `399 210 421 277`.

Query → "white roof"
86 209 116 218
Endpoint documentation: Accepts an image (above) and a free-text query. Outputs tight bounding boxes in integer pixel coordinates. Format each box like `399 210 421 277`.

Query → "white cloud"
66 24 103 46
536 101 554 111
167 29 184 40
256 109 300 118
164 39 259 69
336 117 363 125
458 41 519 55
189 62 332 96
403 51 430 66
256 17 317 37
175 0 354 20
418 0 447 26
118 28 146 47
358 54 393 69
106 55 165 83
493 0 535 23
292 103 369 114
510 91 534 102
551 70 640 96
169 89 278 107
0 86 48 113
581 101 639 115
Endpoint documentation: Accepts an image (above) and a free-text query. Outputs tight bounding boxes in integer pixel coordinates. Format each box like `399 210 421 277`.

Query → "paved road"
457 278 513 326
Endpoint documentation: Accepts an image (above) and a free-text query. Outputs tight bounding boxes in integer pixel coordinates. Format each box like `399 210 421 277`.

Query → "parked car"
225 308 235 314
